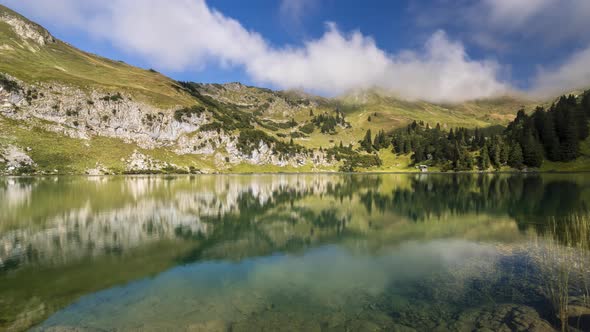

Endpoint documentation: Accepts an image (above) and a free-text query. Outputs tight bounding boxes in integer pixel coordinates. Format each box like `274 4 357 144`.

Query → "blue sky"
2 0 590 102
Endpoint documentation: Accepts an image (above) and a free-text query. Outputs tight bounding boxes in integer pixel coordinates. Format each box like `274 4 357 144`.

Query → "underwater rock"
449 304 554 332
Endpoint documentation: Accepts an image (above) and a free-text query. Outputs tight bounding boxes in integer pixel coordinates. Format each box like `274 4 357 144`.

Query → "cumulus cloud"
479 0 590 46
248 27 508 101
478 0 590 95
412 0 590 96
531 46 590 97
2 0 510 102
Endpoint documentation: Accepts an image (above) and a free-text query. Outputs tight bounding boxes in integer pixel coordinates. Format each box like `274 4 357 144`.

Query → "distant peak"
0 5 55 46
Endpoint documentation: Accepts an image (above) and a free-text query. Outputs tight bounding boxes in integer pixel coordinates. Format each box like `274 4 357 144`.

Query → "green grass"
228 162 330 174
0 5 195 108
0 116 219 174
2 5 588 174
541 136 590 172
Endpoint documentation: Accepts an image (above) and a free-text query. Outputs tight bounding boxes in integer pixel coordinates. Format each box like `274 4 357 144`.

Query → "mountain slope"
1 4 585 175
0 5 194 108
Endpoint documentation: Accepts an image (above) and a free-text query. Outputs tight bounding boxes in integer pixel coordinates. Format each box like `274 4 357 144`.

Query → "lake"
1 174 589 331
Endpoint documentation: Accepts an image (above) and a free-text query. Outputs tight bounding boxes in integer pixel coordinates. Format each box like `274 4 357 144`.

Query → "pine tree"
373 131 381 150
574 104 589 140
412 145 425 163
499 139 509 165
522 132 543 167
404 139 412 154
508 142 524 169
391 136 401 154
309 109 314 117
479 144 490 170
448 129 455 141
558 107 580 161
472 128 480 150
488 136 501 168
360 129 373 153
539 111 560 161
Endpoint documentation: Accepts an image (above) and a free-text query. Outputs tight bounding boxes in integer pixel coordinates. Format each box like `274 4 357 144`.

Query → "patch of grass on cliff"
147 148 216 173
0 116 219 174
0 117 133 173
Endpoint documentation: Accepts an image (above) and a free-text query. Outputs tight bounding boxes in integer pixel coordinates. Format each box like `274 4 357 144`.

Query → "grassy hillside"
0 5 194 108
1 4 588 174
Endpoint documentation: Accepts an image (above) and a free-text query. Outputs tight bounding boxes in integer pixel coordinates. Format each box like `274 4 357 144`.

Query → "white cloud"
531 46 590 97
2 0 510 102
482 0 554 28
412 0 590 96
478 0 590 95
247 28 508 101
481 0 590 45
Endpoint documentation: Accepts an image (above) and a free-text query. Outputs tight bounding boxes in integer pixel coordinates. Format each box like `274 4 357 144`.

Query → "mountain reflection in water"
0 174 589 331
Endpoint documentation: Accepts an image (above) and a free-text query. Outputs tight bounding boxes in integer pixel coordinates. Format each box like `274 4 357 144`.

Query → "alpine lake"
1 173 590 331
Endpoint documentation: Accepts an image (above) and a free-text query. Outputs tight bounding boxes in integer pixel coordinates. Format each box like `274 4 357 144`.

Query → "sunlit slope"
339 90 537 130
0 5 194 108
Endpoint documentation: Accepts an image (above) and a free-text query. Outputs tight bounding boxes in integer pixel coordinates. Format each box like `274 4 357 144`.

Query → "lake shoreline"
2 169 590 178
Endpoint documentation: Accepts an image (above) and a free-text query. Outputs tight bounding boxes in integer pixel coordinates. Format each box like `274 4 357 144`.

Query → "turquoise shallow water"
1 174 590 331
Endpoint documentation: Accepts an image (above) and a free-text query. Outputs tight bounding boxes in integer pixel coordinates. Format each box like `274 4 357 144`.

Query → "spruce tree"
412 145 425 163
541 112 560 161
499 139 509 165
479 144 490 170
522 132 543 167
448 129 455 141
489 136 501 168
471 128 480 150
508 142 524 169
558 108 579 161
360 129 373 153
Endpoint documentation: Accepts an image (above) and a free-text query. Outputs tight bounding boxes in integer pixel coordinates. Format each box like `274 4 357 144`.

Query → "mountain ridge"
0 4 588 175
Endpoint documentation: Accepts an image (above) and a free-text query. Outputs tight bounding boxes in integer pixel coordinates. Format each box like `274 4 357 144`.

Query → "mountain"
0 5 585 175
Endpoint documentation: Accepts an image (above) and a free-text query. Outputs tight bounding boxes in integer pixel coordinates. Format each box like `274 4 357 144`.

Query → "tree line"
359 91 590 171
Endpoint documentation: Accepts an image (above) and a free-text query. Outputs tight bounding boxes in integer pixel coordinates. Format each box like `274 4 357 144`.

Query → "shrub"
0 74 19 93
300 122 315 134
174 106 206 122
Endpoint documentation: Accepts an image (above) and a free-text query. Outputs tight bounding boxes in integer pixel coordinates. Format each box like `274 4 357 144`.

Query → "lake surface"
1 174 589 331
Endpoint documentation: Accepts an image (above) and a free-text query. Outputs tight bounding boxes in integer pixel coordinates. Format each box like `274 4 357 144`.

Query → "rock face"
0 12 55 46
0 77 334 173
0 144 35 174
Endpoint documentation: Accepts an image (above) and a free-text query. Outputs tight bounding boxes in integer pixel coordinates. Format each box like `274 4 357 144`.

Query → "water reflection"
0 174 589 331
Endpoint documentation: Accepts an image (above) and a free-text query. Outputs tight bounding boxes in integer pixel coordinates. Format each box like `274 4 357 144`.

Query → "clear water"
1 174 589 331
